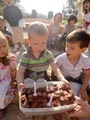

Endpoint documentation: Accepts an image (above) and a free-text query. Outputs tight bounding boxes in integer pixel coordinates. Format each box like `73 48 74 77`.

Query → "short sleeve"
55 54 63 67
18 52 28 68
10 54 16 69
83 56 90 70
45 50 55 63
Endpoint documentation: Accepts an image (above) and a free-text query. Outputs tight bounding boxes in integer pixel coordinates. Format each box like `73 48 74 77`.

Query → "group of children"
47 0 90 51
47 12 78 50
0 21 90 119
0 0 90 119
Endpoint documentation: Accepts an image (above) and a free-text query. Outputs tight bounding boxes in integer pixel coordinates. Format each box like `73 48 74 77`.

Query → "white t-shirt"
83 12 90 31
55 53 90 78
55 53 90 95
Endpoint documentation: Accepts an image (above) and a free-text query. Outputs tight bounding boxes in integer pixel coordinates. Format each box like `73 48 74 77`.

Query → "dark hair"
82 0 90 14
66 29 90 48
67 14 78 23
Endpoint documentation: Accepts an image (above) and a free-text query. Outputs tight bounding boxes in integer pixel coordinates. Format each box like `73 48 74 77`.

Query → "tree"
48 11 53 19
31 9 37 18
62 0 78 19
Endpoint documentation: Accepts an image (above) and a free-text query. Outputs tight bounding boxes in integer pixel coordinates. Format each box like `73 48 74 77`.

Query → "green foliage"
48 11 53 19
0 6 3 15
31 9 37 18
62 20 67 25
0 0 4 6
62 0 78 20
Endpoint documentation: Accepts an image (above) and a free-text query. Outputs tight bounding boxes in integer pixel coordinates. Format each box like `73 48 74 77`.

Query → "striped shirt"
19 47 55 80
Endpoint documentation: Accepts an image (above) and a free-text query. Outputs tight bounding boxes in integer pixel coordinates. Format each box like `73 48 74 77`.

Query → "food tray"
19 81 76 116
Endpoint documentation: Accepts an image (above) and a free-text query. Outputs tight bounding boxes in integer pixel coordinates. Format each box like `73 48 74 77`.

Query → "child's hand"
11 81 17 89
6 88 15 96
77 89 88 101
18 82 25 91
61 78 69 85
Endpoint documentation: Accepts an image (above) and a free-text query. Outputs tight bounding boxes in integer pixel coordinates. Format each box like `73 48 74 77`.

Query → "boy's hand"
77 89 88 101
61 78 69 85
18 82 25 91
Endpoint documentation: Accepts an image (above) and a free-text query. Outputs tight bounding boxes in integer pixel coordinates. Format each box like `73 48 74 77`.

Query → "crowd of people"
0 0 90 119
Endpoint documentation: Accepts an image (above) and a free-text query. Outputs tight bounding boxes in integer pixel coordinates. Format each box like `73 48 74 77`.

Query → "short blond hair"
28 21 48 38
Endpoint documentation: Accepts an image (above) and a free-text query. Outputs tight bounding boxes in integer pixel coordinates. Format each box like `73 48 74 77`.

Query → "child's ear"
81 47 87 53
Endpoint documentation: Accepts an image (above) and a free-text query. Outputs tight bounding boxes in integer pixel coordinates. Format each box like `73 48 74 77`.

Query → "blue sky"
20 0 67 15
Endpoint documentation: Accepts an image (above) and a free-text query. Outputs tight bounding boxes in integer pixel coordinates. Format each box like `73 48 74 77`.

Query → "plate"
19 81 76 116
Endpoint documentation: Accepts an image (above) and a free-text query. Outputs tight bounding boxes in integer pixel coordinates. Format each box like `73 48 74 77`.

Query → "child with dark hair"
82 0 90 58
55 29 90 100
64 14 78 34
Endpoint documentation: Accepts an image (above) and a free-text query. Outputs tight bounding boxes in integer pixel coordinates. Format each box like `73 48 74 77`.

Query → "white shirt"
55 53 90 78
83 13 90 31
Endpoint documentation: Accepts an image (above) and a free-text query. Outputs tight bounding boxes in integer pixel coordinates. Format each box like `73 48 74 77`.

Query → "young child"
0 15 13 48
3 0 25 52
16 21 68 89
82 0 90 31
64 14 78 34
47 12 64 50
82 0 90 65
0 31 16 119
55 29 90 100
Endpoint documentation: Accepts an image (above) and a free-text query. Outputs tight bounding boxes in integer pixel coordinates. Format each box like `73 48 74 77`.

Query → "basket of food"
19 80 76 116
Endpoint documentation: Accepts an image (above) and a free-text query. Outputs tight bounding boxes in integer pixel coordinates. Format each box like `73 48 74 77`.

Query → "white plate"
19 81 76 116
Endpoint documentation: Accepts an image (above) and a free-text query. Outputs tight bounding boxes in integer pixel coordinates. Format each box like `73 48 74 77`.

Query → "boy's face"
4 0 13 6
65 42 86 59
29 33 48 53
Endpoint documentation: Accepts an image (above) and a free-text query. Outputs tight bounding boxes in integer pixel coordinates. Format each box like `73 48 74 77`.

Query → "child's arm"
78 69 90 100
16 66 25 89
10 55 16 82
83 19 86 29
10 67 16 82
50 62 68 83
